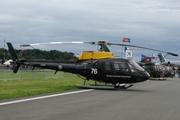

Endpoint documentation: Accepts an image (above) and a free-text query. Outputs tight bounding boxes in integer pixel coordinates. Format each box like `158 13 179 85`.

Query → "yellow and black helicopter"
6 40 177 89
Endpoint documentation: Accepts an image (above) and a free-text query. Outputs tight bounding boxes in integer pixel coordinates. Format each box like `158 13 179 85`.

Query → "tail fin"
6 42 20 73
7 42 18 61
158 53 166 63
141 54 149 62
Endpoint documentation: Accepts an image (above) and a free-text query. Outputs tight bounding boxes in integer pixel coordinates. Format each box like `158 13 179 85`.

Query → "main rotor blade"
20 41 86 47
20 40 178 57
107 42 178 56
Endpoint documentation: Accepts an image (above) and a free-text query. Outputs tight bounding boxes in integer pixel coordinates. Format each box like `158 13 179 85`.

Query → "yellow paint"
78 51 114 60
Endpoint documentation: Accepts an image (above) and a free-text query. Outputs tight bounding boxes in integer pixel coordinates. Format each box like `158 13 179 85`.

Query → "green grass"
0 71 92 100
0 70 66 80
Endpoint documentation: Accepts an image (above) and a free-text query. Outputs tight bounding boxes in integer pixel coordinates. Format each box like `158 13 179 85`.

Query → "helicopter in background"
2 59 13 66
158 53 180 68
138 53 176 79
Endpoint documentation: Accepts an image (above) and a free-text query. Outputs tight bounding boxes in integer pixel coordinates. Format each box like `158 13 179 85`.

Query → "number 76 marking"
91 68 98 74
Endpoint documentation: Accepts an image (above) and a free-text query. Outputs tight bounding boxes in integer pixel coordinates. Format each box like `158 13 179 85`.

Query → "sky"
0 0 180 61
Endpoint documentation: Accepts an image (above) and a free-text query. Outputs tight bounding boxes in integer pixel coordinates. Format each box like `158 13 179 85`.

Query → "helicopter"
158 53 180 68
6 40 152 89
139 54 175 79
6 40 178 89
2 59 13 66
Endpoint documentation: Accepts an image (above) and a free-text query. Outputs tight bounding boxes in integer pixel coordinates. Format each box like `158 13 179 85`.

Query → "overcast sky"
1 0 180 61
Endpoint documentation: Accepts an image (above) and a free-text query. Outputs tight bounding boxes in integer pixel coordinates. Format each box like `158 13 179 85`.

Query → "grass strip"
0 72 92 100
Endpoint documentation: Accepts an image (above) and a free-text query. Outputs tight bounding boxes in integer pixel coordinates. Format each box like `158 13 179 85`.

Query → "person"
177 66 180 78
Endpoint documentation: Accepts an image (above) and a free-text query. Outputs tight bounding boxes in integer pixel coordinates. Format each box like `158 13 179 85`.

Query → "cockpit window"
129 59 145 71
113 61 129 72
114 63 120 70
105 62 111 71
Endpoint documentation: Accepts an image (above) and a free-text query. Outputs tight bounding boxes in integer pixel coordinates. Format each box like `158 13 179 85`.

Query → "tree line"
0 48 75 61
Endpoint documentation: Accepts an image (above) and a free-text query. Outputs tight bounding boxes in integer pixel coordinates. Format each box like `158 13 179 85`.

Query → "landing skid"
76 84 133 90
115 84 134 89
76 76 133 90
150 77 167 80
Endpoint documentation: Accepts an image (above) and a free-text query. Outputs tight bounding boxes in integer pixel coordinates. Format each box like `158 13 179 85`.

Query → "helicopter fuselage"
21 58 150 84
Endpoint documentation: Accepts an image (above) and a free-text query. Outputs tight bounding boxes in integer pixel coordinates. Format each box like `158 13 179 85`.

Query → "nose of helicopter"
143 71 150 81
134 71 150 82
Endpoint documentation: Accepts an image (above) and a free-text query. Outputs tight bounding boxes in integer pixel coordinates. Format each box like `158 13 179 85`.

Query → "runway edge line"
0 89 93 106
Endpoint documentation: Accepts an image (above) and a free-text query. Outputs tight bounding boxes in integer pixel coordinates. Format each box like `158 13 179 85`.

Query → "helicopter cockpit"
128 59 145 72
128 59 150 82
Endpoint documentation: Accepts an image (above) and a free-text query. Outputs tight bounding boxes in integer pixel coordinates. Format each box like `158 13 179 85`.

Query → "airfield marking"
0 89 93 106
